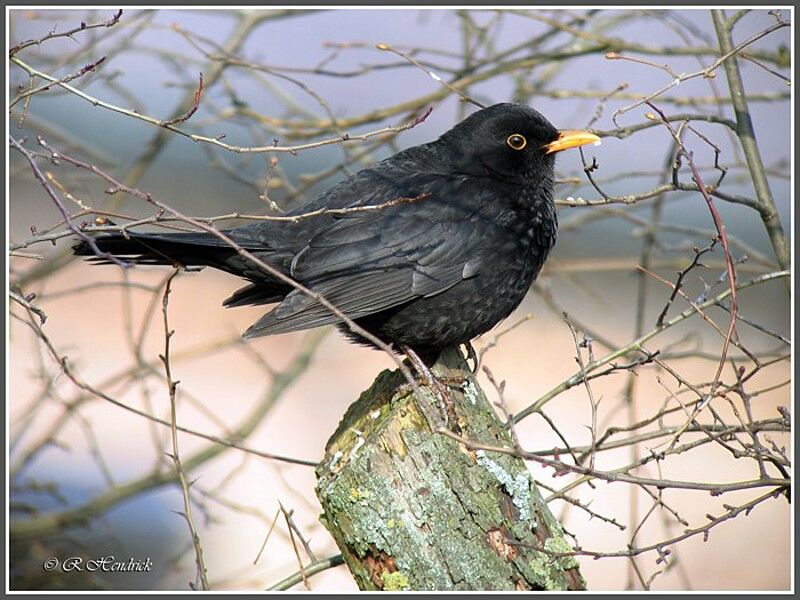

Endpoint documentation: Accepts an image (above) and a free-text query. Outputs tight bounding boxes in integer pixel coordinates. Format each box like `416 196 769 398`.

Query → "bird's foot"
400 345 460 431
464 341 479 374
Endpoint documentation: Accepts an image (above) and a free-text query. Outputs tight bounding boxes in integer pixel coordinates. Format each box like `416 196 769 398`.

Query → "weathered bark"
316 347 585 591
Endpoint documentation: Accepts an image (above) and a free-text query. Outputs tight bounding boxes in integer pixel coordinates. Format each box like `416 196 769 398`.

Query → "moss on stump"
316 347 585 591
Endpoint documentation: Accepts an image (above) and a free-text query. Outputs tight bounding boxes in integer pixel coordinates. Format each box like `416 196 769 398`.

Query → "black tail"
72 231 238 268
74 230 298 311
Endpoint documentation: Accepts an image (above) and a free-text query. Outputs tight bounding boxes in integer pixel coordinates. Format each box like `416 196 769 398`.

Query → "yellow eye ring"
506 133 527 150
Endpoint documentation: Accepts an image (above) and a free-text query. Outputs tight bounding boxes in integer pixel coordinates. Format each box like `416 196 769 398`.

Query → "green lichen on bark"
316 347 585 591
381 571 410 591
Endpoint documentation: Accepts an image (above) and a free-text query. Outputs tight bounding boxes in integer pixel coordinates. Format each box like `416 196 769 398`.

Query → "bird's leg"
400 345 457 428
464 341 479 374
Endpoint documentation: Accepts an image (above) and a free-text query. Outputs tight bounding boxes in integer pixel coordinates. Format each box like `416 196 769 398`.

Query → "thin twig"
161 269 210 590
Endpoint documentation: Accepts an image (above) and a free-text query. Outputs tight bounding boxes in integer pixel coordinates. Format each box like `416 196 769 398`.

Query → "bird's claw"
400 345 460 430
464 342 479 374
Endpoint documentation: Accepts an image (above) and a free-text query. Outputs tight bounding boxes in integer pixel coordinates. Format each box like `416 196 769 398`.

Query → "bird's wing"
242 186 491 338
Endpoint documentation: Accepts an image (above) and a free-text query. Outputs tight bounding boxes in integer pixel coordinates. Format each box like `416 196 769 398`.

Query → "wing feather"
243 177 492 338
243 270 415 337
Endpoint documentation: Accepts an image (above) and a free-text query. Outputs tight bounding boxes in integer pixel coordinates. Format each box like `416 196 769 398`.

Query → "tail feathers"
223 282 286 308
73 231 239 267
75 231 293 311
74 235 179 266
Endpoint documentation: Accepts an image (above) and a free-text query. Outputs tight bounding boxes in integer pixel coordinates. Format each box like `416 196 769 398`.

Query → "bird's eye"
506 134 527 151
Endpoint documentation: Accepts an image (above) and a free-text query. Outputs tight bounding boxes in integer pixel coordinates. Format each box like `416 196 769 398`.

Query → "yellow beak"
543 130 602 154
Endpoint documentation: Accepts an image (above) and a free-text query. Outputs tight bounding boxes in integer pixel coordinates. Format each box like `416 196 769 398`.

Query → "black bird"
74 103 599 357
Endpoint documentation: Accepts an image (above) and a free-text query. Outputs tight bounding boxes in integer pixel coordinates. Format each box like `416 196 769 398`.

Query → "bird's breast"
487 189 557 267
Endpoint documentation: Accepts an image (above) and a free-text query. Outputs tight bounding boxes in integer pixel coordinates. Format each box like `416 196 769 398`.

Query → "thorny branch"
161 270 210 590
644 101 739 396
8 8 123 56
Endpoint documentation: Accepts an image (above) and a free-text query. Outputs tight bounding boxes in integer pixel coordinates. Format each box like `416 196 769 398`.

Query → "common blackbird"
74 103 599 355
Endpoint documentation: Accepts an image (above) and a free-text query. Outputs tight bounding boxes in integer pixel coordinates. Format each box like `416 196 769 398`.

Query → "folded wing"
243 192 487 338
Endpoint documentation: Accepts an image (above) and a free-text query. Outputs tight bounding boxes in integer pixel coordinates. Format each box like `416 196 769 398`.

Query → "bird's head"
439 103 600 184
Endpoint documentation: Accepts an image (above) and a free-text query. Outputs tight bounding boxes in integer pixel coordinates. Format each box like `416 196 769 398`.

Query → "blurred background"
8 8 791 591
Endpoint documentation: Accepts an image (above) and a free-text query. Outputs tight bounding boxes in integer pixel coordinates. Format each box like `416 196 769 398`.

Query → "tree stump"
315 347 585 591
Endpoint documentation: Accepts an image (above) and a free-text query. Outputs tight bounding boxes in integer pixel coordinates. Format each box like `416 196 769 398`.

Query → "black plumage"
73 103 599 355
